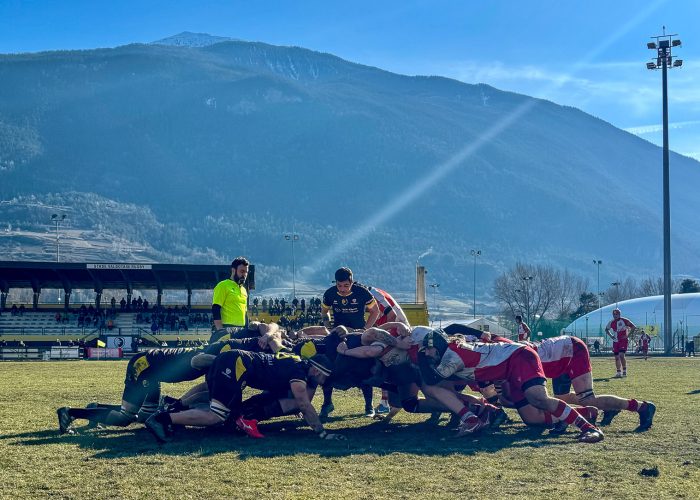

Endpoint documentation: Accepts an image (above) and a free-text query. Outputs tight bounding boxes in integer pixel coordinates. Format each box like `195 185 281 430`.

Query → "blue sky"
1 0 698 158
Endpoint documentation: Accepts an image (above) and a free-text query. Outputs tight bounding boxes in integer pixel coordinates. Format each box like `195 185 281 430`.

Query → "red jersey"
435 341 525 383
607 317 634 342
368 286 409 326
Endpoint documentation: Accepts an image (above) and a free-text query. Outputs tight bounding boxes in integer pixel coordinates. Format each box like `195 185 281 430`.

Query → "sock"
577 406 597 421
69 407 112 422
552 400 593 432
627 400 647 413
361 385 373 409
322 385 333 407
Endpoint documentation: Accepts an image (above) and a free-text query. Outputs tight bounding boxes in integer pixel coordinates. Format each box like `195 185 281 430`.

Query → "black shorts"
122 352 161 407
551 373 572 396
207 350 250 411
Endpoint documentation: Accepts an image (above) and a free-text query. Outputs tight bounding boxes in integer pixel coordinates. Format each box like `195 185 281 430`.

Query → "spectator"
110 297 116 310
19 304 25 316
686 339 696 357
120 297 126 310
137 296 143 310
143 299 149 310
593 339 601 355
11 304 18 316
151 319 160 334
55 312 62 323
301 298 306 311
131 298 137 310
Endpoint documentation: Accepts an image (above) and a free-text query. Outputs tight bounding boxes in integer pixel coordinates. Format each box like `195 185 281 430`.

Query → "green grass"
0 357 699 499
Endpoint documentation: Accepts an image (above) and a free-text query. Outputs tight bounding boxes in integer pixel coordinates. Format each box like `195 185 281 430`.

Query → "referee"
210 257 250 343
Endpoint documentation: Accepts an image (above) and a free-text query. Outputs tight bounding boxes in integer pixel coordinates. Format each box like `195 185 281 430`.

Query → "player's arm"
290 380 343 440
364 300 380 329
321 304 332 329
211 282 226 330
376 322 411 337
604 322 615 340
191 353 216 370
337 342 384 358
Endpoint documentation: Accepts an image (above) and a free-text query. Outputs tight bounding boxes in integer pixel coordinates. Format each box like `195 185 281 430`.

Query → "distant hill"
1 36 699 302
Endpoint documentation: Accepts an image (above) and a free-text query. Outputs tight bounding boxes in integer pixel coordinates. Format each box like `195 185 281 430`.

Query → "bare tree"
493 262 560 332
552 270 590 320
638 277 664 296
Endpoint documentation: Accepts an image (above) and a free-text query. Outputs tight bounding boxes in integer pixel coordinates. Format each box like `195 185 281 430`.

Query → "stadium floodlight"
647 42 657 49
470 249 481 318
646 26 683 354
646 62 657 70
50 214 67 262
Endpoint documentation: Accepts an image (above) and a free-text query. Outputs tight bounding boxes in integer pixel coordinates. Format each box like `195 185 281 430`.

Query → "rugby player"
516 315 531 341
320 268 380 417
145 350 343 441
605 308 635 377
57 346 205 434
638 331 651 360
418 330 604 443
508 335 656 432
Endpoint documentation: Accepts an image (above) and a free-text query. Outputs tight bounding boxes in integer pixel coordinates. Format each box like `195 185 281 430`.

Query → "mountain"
1 36 699 303
150 32 237 48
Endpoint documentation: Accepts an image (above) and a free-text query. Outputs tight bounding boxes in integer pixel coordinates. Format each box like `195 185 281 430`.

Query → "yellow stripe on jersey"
275 351 302 362
300 341 317 359
235 356 247 381
221 344 232 353
133 356 150 379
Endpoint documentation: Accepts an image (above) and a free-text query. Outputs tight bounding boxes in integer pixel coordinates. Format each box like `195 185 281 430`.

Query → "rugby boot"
235 417 265 438
57 407 75 435
636 402 656 431
599 409 620 427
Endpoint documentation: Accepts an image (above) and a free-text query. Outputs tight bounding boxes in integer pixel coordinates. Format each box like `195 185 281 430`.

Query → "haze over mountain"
1 33 698 305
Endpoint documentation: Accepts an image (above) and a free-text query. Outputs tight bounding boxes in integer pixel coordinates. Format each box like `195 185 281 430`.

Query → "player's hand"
480 332 492 342
336 342 348 354
258 334 270 349
395 337 412 350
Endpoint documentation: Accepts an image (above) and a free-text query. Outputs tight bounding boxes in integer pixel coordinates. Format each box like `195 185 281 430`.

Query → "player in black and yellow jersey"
56 346 205 434
145 349 344 441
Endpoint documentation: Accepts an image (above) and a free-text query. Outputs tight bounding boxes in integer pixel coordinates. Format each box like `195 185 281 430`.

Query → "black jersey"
236 350 309 392
205 337 264 356
139 347 204 383
322 282 375 329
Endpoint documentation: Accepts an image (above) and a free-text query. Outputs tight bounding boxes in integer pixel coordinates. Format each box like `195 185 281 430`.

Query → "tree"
552 270 589 320
678 278 700 294
493 262 560 332
570 292 598 320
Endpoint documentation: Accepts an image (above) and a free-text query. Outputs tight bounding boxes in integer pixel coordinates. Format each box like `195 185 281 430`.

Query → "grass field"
0 356 698 499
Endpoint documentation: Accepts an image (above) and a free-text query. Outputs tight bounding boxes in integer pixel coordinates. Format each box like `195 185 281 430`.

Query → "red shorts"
568 337 592 379
641 344 649 354
613 338 628 354
502 346 546 404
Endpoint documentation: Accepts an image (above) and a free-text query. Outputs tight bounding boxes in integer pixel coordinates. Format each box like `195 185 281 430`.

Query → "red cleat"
235 417 265 439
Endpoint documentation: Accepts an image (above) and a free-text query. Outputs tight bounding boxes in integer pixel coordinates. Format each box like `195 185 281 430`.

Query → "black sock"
322 385 333 407
69 407 113 422
361 385 373 408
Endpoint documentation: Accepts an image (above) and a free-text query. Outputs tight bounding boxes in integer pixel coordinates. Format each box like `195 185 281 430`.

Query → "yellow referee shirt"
212 279 248 326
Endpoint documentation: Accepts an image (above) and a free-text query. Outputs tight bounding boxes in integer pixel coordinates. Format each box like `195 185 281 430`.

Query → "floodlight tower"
646 27 682 354
51 214 67 262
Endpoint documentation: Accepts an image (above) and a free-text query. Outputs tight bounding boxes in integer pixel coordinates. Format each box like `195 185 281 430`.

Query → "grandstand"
0 261 429 357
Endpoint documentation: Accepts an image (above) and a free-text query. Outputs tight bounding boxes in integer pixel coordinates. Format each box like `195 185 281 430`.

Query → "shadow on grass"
687 389 700 395
3 416 583 461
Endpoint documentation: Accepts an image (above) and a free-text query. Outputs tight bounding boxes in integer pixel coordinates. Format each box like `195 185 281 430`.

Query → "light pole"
611 281 621 307
521 275 533 327
429 283 440 326
470 249 481 318
283 233 299 300
51 214 67 262
593 259 602 335
647 27 682 354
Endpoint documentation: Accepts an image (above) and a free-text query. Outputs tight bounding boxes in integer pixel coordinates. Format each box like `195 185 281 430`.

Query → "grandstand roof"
0 261 255 293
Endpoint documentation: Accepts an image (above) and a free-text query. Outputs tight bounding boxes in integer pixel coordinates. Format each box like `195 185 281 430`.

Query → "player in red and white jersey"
516 315 531 341
363 285 409 327
638 332 651 360
361 285 410 413
418 330 603 443
513 335 656 432
605 308 636 377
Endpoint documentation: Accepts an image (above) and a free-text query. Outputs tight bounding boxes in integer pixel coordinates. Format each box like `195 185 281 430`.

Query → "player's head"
334 267 353 294
230 257 250 284
308 354 333 386
420 328 449 360
515 315 523 323
612 308 621 318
